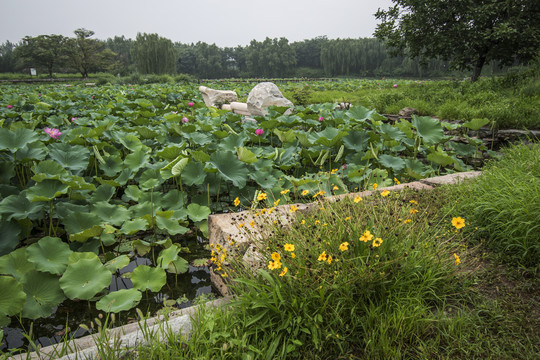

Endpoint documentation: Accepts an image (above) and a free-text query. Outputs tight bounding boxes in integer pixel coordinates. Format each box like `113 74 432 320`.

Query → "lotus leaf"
47 143 90 175
156 213 189 235
171 157 189 177
104 255 131 273
60 258 112 300
167 257 189 274
156 245 180 269
0 220 20 256
26 179 69 202
21 270 65 319
91 185 115 203
0 193 43 221
463 118 490 131
100 155 123 177
0 127 39 152
63 212 104 242
124 148 150 172
427 150 455 167
378 154 407 172
15 141 49 162
181 162 207 186
209 151 249 188
0 276 26 326
186 203 211 223
157 145 186 161
412 116 444 145
96 288 142 313
27 237 72 275
130 265 166 292
92 201 131 226
120 218 148 235
237 147 258 163
0 248 34 281
31 160 70 182
68 251 99 265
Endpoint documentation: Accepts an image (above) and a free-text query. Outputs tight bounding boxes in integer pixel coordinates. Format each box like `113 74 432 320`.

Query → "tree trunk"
471 55 486 82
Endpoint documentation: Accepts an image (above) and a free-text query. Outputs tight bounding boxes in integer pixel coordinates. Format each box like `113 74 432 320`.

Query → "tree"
374 0 540 81
245 37 296 77
66 28 116 78
105 36 134 75
15 35 68 77
131 33 177 75
0 41 18 73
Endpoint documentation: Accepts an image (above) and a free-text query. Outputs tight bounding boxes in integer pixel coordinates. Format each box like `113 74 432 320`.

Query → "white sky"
0 0 395 47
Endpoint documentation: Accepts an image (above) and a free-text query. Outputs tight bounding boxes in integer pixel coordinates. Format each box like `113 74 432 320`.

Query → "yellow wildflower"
327 255 333 265
290 205 298 213
339 242 349 252
372 183 378 190
359 230 374 242
409 200 418 205
372 238 383 247
268 208 274 214
250 220 255 228
260 208 267 214
274 199 280 207
317 251 327 262
332 186 339 191
301 189 309 196
381 190 390 197
284 244 295 252
234 197 240 206
271 252 281 261
257 192 267 201
291 253 296 259
403 219 411 224
238 223 245 229
279 267 288 277
344 217 351 221
453 253 461 265
331 168 338 174
394 177 400 185
451 217 466 229
409 209 419 214
354 196 362 203
315 220 321 225
280 189 290 195
300 219 306 225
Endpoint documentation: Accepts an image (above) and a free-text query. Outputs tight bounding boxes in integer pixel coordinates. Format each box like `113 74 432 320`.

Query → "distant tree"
0 41 18 73
193 42 224 79
66 28 116 77
375 0 540 81
176 43 197 75
15 34 68 77
292 36 328 69
245 37 296 77
105 36 134 75
132 33 177 75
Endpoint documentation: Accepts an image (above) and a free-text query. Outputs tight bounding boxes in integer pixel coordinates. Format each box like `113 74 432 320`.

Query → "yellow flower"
344 216 351 221
394 177 401 185
354 196 362 203
372 183 378 190
331 168 338 174
274 199 280 207
372 238 383 247
300 219 306 225
279 267 288 276
409 209 419 214
268 208 274 214
280 189 290 195
315 220 321 225
452 217 466 229
250 220 255 228
339 242 349 252
284 244 295 252
313 190 326 198
238 223 245 229
327 255 333 264
381 190 390 197
271 252 281 261
291 253 296 259
301 189 309 196
257 192 267 201
403 219 411 224
234 197 240 206
453 253 461 265
290 205 298 213
332 185 339 191
359 230 374 242
260 208 267 214
317 251 327 262
268 260 282 270
409 200 418 205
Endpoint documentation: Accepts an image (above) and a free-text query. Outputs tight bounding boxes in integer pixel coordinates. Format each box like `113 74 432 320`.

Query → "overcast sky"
0 0 395 47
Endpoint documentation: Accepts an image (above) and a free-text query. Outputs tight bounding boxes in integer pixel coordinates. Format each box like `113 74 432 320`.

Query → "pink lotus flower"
255 128 264 136
44 127 62 139
182 117 189 123
71 117 77 122
393 84 398 88
188 102 194 107
318 116 324 122
7 105 13 109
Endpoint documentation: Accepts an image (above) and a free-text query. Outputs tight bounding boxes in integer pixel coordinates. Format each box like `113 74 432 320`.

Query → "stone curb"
10 297 232 360
208 171 481 295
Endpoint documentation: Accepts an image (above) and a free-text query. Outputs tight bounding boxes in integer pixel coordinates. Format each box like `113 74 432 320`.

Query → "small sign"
30 68 37 76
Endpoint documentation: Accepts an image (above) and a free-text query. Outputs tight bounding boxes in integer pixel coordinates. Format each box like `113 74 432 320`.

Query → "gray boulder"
246 82 294 116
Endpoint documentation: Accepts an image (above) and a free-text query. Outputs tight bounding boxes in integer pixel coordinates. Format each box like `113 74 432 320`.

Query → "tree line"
0 27 528 80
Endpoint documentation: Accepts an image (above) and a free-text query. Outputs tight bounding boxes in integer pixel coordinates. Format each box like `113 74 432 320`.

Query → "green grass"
447 142 540 267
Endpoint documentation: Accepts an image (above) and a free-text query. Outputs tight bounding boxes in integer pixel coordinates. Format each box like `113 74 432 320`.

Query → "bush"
449 142 540 266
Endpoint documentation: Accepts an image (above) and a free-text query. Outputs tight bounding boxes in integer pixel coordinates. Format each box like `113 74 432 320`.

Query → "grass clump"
449 142 540 266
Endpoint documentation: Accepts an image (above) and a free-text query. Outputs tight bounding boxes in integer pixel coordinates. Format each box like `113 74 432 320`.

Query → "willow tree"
245 37 296 77
375 0 540 81
132 33 177 75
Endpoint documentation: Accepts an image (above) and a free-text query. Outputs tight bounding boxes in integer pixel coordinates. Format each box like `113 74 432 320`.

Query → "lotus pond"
0 81 490 352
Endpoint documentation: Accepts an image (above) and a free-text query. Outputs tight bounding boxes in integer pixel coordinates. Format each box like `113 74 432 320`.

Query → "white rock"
199 86 238 107
246 82 294 117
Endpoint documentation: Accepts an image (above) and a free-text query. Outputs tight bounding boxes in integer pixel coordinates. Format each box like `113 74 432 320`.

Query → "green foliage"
131 33 177 75
449 142 540 266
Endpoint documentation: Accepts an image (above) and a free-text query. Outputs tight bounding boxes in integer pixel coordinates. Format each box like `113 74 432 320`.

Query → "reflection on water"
1 236 217 353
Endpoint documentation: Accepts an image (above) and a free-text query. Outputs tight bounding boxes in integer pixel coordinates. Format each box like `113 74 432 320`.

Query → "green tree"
0 41 18 73
105 36 134 75
15 34 68 77
66 28 116 78
374 0 540 81
132 33 177 75
245 37 296 77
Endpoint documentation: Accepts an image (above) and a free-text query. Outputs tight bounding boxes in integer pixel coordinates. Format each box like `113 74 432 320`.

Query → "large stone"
199 86 238 107
246 82 294 116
